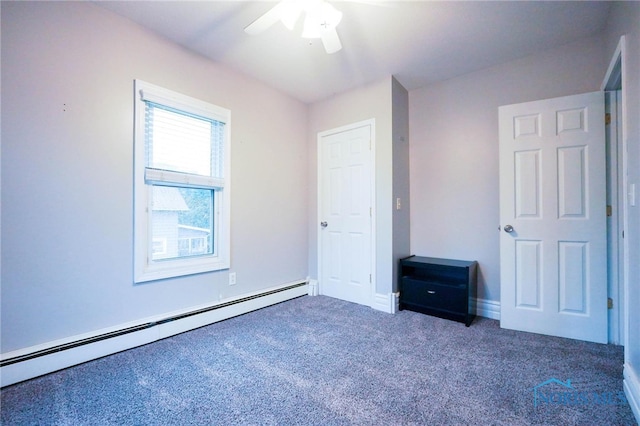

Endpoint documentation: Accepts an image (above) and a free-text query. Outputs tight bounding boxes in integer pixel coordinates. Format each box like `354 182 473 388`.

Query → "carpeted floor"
1 295 637 425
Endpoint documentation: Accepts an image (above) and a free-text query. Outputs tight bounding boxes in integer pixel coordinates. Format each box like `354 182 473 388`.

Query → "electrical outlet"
396 197 401 210
229 272 236 286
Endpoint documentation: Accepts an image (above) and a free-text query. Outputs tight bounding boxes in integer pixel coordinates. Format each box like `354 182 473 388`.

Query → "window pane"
145 102 225 177
150 186 213 261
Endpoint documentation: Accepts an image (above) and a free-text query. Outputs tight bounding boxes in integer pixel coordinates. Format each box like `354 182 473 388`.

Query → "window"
134 80 230 283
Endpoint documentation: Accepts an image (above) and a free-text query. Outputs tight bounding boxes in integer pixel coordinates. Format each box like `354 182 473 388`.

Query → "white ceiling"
96 1 612 104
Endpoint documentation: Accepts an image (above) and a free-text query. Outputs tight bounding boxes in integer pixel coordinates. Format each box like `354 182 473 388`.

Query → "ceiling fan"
244 0 344 54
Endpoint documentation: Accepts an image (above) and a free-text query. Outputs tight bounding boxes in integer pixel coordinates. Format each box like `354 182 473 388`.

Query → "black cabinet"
399 256 477 326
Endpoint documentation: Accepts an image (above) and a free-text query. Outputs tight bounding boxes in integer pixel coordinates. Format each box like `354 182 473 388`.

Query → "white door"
499 91 607 344
318 122 372 306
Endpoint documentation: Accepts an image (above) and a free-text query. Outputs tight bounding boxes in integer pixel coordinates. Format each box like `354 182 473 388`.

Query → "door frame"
601 35 629 346
317 119 376 306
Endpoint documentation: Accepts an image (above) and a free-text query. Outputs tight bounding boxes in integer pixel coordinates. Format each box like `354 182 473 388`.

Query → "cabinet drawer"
401 277 466 313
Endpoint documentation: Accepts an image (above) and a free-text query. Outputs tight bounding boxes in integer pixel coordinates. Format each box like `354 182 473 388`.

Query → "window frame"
133 80 231 283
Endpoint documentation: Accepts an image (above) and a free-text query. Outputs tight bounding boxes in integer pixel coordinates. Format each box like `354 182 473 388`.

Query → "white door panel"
499 91 607 343
319 123 372 305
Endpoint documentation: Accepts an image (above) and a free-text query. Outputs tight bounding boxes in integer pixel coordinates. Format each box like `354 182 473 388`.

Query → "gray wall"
307 78 394 297
307 76 410 303
392 77 411 292
2 3 639 410
1 1 309 353
408 35 606 302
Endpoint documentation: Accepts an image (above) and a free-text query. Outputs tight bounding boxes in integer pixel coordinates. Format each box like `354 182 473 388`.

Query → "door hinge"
606 205 612 217
607 298 613 309
369 274 372 283
370 207 372 217
605 113 611 125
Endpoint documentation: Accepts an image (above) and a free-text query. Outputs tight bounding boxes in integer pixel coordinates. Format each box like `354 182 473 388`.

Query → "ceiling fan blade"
244 1 288 35
321 27 342 54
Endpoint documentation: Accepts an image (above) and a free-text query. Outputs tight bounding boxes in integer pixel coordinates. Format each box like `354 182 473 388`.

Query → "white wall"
408 35 606 302
1 2 308 353
308 78 394 298
604 2 640 420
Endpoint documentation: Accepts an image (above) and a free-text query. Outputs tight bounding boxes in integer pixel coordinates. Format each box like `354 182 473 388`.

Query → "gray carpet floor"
1 295 637 425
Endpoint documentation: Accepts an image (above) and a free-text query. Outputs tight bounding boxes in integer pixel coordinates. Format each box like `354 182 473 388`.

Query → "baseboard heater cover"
1 281 307 369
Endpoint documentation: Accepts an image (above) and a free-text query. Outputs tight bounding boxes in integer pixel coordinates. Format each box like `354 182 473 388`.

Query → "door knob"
504 225 514 233
320 221 328 228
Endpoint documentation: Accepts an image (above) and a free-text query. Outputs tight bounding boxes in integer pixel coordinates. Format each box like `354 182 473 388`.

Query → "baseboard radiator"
1 281 308 387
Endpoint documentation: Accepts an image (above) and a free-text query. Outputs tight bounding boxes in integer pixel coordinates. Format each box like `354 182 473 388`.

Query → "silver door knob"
320 221 328 228
504 225 514 233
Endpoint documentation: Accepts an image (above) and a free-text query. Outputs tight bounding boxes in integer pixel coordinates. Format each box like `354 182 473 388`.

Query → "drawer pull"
427 290 436 294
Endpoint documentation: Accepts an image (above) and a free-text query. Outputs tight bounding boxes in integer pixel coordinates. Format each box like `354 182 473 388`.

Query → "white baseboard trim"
371 292 398 314
391 292 399 314
307 278 319 296
624 362 640 423
371 295 499 318
0 280 308 387
473 298 501 320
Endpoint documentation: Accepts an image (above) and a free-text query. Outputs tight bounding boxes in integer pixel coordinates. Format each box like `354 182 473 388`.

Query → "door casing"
601 35 628 347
